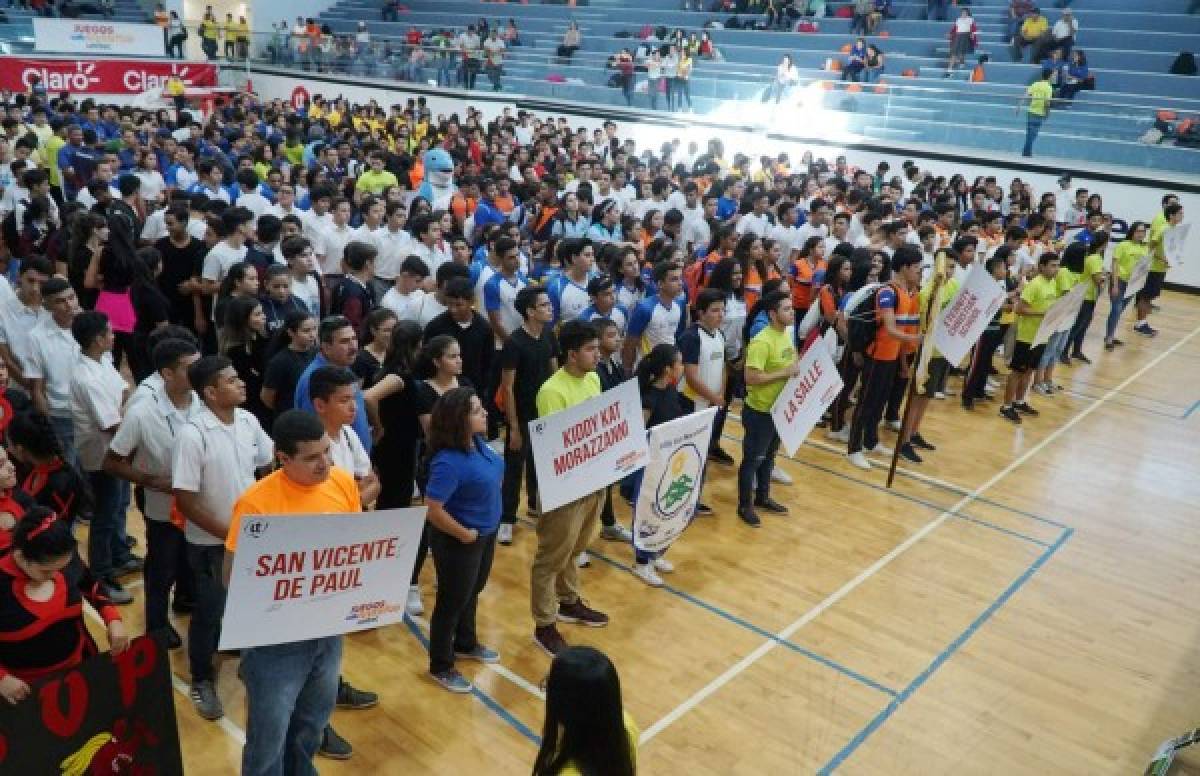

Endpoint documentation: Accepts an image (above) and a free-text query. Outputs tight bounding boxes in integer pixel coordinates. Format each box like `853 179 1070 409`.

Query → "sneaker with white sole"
770 466 793 485
653 557 674 573
576 551 590 568
497 523 513 545
406 585 424 616
885 419 902 431
430 669 473 693
600 523 633 542
190 680 224 720
633 563 664 587
827 427 850 443
1033 382 1052 396
866 444 892 457
454 645 500 663
847 452 871 470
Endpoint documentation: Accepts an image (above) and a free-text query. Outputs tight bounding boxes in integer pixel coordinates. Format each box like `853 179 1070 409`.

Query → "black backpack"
1 201 25 259
1170 51 1197 76
846 283 890 356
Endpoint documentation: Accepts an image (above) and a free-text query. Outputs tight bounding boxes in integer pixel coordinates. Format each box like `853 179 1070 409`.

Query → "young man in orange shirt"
224 410 362 776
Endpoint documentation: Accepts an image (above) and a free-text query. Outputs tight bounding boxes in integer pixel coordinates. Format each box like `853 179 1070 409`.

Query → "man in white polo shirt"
172 354 274 722
200 206 252 292
25 277 82 461
0 257 51 384
316 198 356 280
373 201 417 300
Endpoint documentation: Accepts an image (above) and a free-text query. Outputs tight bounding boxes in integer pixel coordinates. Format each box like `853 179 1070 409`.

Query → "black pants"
145 520 191 633
710 366 742 446
848 356 898 454
186 543 226 682
830 351 862 432
501 424 538 525
964 327 1003 399
885 355 910 424
428 528 495 674
374 443 416 511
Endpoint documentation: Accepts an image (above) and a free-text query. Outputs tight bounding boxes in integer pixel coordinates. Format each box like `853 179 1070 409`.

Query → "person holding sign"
1136 201 1184 338
737 290 798 526
224 410 361 776
963 253 1016 409
1000 252 1060 424
532 320 609 657
424 387 504 692
0 507 128 705
1104 222 1149 351
1032 244 1082 397
1065 231 1108 364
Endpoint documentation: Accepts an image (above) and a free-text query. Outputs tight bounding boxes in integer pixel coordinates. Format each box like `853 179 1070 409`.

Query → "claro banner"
34 18 164 58
0 57 217 95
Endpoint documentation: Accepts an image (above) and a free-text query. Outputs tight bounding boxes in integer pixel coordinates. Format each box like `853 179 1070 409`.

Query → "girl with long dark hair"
221 296 270 427
828 249 876 441
261 310 318 416
1067 230 1108 362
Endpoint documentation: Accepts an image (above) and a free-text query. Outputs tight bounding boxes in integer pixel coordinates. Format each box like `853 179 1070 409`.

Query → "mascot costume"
418 149 457 210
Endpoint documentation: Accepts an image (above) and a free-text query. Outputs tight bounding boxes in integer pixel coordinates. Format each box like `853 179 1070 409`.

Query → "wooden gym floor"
83 290 1200 775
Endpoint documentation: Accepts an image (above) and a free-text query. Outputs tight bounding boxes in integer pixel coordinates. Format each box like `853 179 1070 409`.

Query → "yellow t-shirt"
200 19 218 41
1081 252 1105 302
355 169 399 194
1113 240 1147 282
743 324 795 413
226 467 361 552
1148 218 1170 273
557 712 639 776
1026 80 1053 117
536 368 601 417
1016 275 1058 344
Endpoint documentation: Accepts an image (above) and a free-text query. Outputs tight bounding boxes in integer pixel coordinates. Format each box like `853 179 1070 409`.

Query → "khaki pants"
530 490 604 627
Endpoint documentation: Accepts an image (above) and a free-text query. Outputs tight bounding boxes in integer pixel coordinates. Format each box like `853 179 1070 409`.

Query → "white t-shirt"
374 228 418 281
25 318 81 416
291 273 322 316
679 325 726 409
381 286 426 322
69 353 127 472
202 240 249 283
0 296 48 374
109 384 202 522
136 170 167 203
317 223 356 275
235 189 272 224
414 294 447 328
329 425 371 478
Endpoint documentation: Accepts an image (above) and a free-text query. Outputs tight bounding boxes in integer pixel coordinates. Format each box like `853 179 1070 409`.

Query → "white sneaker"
1033 382 1052 396
406 585 424 616
827 427 850 443
497 523 513 545
986 378 999 391
600 523 633 542
886 419 902 431
653 557 675 573
770 466 793 485
847 452 871 470
933 391 946 400
576 551 590 568
633 563 664 587
867 444 892 457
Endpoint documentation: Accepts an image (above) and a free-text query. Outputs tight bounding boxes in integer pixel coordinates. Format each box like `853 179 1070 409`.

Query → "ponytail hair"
12 506 76 563
636 343 679 394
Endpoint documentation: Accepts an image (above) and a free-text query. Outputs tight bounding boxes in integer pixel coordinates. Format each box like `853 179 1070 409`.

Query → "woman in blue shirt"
424 386 504 693
1059 50 1091 100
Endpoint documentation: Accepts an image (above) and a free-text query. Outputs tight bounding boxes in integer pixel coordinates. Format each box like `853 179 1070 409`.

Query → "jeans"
240 636 343 776
49 412 78 470
186 543 226 682
428 528 496 674
1068 298 1096 355
87 470 130 580
1023 114 1044 156
1039 329 1069 370
1105 281 1129 341
144 519 190 633
737 406 780 507
501 426 539 524
848 356 898 454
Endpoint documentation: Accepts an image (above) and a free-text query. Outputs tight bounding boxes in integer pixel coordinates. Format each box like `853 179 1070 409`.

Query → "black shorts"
1009 341 1045 372
1137 270 1166 302
922 356 949 395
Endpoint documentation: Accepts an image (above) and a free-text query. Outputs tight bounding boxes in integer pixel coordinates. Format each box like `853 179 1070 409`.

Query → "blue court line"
816 527 1073 775
720 430 1055 546
587 548 900 698
1069 376 1190 412
1061 387 1182 421
401 615 542 745
1184 400 1200 420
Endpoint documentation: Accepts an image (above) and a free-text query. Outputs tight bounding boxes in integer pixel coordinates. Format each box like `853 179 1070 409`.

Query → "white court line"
639 321 1200 745
409 614 545 700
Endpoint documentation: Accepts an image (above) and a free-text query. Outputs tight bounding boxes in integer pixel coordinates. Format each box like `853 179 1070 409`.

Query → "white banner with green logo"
632 407 717 554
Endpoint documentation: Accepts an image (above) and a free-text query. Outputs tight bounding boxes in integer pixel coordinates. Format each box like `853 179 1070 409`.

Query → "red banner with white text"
0 57 217 95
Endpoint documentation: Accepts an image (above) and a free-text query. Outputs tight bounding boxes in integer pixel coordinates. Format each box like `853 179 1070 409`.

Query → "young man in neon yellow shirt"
1001 252 1060 423
1021 68 1054 157
1136 200 1184 337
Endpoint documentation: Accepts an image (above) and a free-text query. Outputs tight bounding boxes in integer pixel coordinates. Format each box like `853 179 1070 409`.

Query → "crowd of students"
0 86 1184 773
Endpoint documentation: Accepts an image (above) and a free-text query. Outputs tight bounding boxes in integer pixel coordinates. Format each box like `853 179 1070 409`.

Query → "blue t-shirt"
425 437 504 535
294 353 372 453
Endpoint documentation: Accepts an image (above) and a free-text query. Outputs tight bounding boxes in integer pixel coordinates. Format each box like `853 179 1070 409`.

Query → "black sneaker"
534 625 568 657
694 502 714 516
165 625 182 650
736 505 761 527
336 678 378 709
1072 352 1092 364
557 600 609 628
318 725 353 760
1104 341 1116 352
1112 338 1125 346
1058 354 1071 366
102 579 134 605
708 446 735 465
910 433 936 451
1014 402 1040 417
1134 323 1158 338
113 555 144 577
1000 406 1022 424
753 497 788 514
962 397 975 410
898 443 923 463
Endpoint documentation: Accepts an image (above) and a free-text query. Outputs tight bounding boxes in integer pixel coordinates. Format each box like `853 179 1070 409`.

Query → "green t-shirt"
1055 266 1076 296
355 169 399 195
536 368 601 417
1017 274 1058 344
1026 80 1053 117
1113 240 1148 282
1148 218 1170 273
743 324 795 412
44 134 66 187
1081 252 1105 302
283 142 305 167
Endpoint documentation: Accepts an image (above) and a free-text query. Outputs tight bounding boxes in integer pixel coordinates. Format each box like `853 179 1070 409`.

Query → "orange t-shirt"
818 284 841 322
789 257 827 311
744 263 781 311
867 283 919 362
225 467 361 553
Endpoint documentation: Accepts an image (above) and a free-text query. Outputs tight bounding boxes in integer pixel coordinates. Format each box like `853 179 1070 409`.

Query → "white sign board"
34 18 164 58
1124 255 1153 300
1032 281 1087 346
633 407 717 553
528 379 649 513
770 333 844 457
220 508 426 650
1164 222 1190 267
932 263 1007 366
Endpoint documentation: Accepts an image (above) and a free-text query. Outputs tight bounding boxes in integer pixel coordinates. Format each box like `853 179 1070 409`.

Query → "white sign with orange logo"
633 407 717 553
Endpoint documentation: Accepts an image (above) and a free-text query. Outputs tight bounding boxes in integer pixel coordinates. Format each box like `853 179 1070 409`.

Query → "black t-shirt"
642 382 683 429
263 347 316 415
155 236 207 326
131 282 171 335
412 376 475 421
423 312 493 395
226 337 270 427
500 325 558 421
351 349 381 384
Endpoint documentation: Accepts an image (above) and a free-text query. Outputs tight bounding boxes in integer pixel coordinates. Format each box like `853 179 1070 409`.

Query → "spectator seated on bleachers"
1059 50 1093 100
1011 8 1049 64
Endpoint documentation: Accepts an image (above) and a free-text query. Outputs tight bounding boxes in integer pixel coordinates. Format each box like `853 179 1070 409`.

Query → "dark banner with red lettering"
0 57 217 95
0 631 183 775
